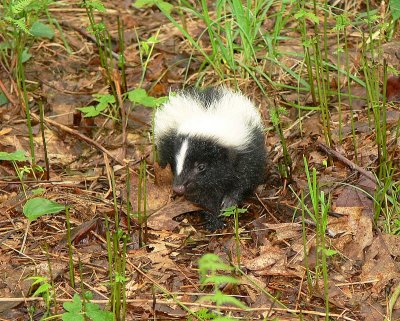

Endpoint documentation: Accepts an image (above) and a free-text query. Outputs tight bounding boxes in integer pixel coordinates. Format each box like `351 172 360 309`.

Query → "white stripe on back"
154 87 263 150
176 139 189 175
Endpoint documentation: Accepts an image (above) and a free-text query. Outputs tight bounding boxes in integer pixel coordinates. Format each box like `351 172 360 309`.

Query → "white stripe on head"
176 139 189 175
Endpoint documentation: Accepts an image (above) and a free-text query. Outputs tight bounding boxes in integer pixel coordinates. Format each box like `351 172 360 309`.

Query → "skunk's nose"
173 184 185 196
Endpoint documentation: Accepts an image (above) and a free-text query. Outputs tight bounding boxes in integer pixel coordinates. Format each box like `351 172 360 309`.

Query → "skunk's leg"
202 211 226 231
221 189 245 210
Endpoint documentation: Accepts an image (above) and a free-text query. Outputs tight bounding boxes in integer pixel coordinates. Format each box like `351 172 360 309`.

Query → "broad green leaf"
199 291 248 309
95 103 109 113
27 276 47 286
93 93 115 104
63 294 82 313
62 294 84 321
76 106 101 118
202 275 240 285
23 197 65 222
127 88 168 107
321 248 338 256
32 188 46 195
86 302 113 321
0 150 28 161
198 253 233 272
157 1 173 13
62 313 84 321
30 21 54 39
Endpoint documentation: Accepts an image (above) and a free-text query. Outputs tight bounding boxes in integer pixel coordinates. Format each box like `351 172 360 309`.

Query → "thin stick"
31 112 125 166
317 142 377 184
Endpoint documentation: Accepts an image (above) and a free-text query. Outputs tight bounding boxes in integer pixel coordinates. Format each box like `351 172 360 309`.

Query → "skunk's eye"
197 163 206 172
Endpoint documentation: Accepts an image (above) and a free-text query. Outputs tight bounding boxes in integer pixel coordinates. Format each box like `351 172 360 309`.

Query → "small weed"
23 197 65 222
62 292 113 321
78 89 167 119
269 104 292 178
293 158 336 320
197 253 247 320
127 88 168 107
21 197 65 252
77 93 117 118
222 206 247 266
0 150 44 196
1 0 56 163
28 275 52 314
188 308 218 320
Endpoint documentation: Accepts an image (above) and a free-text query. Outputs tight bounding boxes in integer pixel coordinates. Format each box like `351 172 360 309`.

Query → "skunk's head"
172 135 236 207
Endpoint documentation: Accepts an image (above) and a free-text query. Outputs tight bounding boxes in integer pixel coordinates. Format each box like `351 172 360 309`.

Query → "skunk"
154 87 266 230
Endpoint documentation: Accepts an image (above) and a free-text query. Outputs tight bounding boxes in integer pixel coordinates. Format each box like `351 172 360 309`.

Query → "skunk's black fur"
154 87 266 230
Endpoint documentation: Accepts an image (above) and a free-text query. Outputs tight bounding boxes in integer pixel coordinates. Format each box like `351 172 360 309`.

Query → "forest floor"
1 0 400 320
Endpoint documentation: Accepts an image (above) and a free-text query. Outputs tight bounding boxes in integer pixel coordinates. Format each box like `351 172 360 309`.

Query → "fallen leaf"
129 171 170 216
147 197 200 230
331 206 373 261
361 235 400 293
263 223 302 241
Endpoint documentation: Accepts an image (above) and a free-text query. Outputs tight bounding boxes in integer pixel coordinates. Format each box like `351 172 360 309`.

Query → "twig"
317 142 377 185
31 112 125 166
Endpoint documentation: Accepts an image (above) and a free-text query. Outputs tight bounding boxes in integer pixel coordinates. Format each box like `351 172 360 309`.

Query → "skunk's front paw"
200 211 226 231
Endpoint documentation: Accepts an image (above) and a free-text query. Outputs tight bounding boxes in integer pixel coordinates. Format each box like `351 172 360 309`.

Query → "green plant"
62 292 113 321
82 0 122 116
136 32 161 85
135 0 299 90
127 88 168 107
77 93 117 118
28 275 52 309
134 159 148 247
222 206 247 266
77 89 167 123
0 150 44 196
1 0 56 164
295 158 336 320
269 104 292 179
21 197 65 252
386 282 400 321
197 254 247 320
23 197 65 222
65 206 75 288
332 13 351 143
295 5 333 147
188 308 218 321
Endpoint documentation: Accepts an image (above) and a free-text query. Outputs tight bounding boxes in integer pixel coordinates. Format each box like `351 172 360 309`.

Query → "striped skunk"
154 87 266 230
